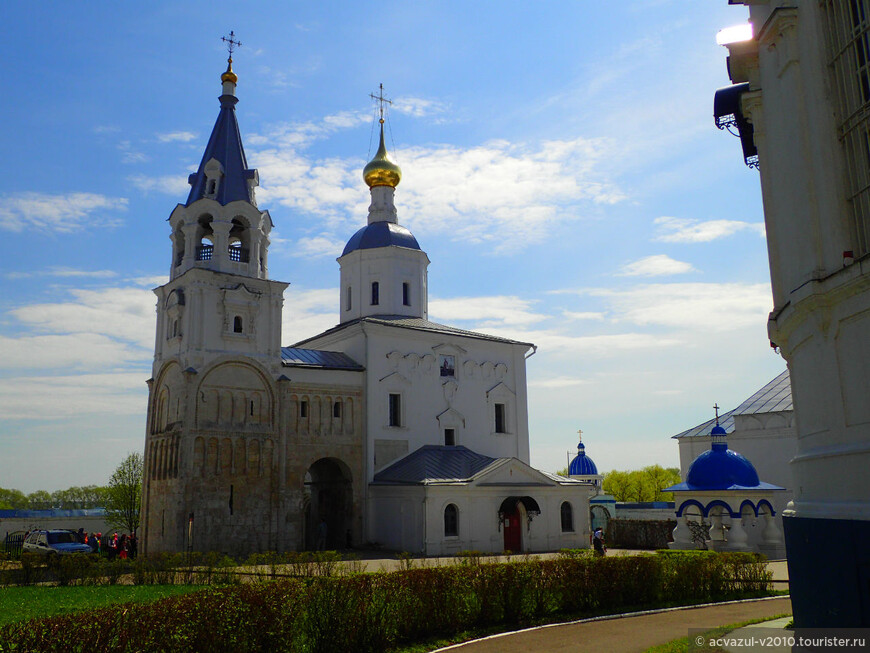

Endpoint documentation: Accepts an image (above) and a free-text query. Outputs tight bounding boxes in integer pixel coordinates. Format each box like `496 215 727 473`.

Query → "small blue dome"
569 443 598 476
341 221 421 256
711 424 727 436
685 447 760 490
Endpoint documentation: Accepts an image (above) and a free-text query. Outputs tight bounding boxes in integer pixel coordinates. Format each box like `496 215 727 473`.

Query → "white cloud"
281 287 339 344
118 140 148 164
430 295 546 328
587 282 772 331
392 97 449 118
128 174 190 196
4 268 117 280
0 333 148 371
561 311 606 321
654 216 765 243
529 376 589 389
10 286 158 350
157 131 197 143
0 192 127 233
293 235 347 259
0 373 146 419
254 136 625 253
618 254 696 277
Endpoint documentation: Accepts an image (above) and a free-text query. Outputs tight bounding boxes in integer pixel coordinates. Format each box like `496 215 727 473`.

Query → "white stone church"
140 57 594 557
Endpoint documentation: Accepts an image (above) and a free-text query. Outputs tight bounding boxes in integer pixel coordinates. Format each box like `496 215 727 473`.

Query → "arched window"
444 504 458 537
371 281 379 305
333 400 342 418
233 315 243 333
346 286 352 311
560 501 574 533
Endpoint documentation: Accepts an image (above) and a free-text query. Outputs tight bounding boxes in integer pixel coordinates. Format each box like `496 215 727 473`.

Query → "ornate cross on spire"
713 402 720 424
577 428 583 442
222 30 242 58
370 83 392 124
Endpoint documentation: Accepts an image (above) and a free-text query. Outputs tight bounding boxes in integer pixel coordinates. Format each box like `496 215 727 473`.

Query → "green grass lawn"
0 585 205 626
643 613 792 653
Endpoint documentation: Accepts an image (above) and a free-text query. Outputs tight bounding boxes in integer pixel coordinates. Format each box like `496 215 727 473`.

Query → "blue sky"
0 1 785 492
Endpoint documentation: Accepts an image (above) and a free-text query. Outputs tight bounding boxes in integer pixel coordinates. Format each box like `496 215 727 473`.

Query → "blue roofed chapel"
141 58 595 558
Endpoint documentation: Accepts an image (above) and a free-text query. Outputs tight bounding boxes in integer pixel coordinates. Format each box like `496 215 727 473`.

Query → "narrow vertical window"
346 286 352 311
229 484 234 516
445 428 455 446
494 403 506 433
371 281 379 305
233 315 243 333
444 504 458 537
333 400 342 418
300 401 308 418
388 393 401 427
560 501 573 532
402 282 410 306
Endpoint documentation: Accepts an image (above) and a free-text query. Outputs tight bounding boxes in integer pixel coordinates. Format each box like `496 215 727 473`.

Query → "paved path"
435 597 793 653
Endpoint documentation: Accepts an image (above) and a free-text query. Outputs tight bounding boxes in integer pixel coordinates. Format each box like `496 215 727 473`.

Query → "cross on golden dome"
370 83 392 124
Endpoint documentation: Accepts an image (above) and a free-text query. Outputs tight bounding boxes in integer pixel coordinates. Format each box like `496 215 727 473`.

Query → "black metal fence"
3 531 25 558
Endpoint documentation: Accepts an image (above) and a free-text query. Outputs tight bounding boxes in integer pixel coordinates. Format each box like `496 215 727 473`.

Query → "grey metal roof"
672 369 791 439
280 347 364 371
373 445 498 484
733 369 792 415
293 315 534 349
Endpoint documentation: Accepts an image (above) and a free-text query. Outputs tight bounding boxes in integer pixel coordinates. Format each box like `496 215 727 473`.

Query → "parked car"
22 530 93 555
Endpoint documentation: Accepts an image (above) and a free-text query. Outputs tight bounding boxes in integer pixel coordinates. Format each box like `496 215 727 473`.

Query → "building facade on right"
718 1 870 627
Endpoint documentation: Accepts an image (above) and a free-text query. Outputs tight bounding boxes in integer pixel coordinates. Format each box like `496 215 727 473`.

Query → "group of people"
74 528 138 558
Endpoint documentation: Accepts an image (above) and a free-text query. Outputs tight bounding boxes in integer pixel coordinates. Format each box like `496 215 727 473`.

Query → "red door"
503 509 521 552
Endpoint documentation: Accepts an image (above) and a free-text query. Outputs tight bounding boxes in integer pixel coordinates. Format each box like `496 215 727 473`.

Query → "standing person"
593 527 606 556
118 534 128 560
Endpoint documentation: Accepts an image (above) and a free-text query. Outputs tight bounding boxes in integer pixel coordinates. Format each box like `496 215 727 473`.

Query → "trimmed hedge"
0 552 772 653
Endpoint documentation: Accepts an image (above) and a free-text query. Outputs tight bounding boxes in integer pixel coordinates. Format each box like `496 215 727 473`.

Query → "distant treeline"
0 485 108 511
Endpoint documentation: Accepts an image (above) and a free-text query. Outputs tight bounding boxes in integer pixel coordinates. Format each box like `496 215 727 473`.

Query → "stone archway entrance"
498 496 540 553
303 458 352 550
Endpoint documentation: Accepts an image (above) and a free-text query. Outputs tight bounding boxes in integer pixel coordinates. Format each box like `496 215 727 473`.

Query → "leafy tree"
554 466 570 477
27 490 52 510
105 452 143 535
0 487 27 510
602 466 682 502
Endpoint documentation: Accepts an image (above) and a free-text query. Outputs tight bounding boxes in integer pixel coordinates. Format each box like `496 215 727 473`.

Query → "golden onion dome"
363 122 402 188
221 57 238 84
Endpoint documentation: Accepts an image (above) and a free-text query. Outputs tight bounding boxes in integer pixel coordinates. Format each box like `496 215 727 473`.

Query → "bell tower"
142 39 288 555
152 45 288 371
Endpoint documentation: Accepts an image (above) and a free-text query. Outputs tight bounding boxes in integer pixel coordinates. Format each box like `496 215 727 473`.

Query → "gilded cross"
370 83 392 123
577 428 583 442
713 402 720 424
221 31 242 57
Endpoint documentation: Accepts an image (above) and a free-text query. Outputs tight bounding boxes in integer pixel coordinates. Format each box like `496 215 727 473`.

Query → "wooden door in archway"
503 509 521 552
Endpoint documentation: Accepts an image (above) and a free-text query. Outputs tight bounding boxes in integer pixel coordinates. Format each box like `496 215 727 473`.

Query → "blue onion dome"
569 440 598 476
685 421 760 490
341 221 421 256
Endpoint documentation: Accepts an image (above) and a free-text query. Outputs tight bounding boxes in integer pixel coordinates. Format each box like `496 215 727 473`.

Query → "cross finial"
713 402 720 424
222 30 242 59
577 428 583 442
370 83 392 124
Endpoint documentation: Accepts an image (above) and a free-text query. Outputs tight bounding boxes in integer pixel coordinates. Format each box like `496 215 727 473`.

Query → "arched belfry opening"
303 458 353 550
195 215 215 262
228 217 251 263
